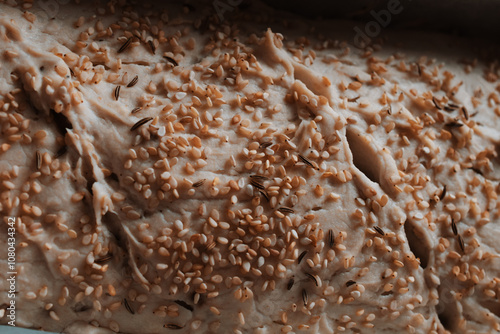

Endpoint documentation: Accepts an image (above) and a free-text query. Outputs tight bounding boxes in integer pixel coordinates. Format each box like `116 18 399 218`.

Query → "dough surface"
0 1 499 333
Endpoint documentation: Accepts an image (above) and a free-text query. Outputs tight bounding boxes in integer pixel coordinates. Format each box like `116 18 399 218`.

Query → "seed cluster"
0 1 499 334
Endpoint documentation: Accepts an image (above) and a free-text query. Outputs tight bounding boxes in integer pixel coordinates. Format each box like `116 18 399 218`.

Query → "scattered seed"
164 56 178 67
36 150 41 170
130 117 153 131
346 280 356 287
118 37 133 53
432 97 442 110
457 235 465 253
148 40 156 54
305 273 318 287
439 185 447 201
373 226 385 236
114 86 121 100
259 141 272 149
348 96 360 103
250 179 265 190
469 167 483 176
250 175 269 181
131 107 142 114
386 105 392 115
174 300 194 312
415 62 421 76
127 75 139 88
55 146 68 158
278 207 294 214
445 121 464 128
298 250 307 264
461 107 469 120
95 254 112 264
205 241 216 252
164 324 183 330
327 229 334 248
451 220 458 236
123 298 135 314
301 289 308 306
259 190 270 202
192 179 206 188
298 154 318 170
287 277 294 290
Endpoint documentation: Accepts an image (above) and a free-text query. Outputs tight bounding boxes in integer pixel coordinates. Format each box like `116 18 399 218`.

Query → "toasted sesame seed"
287 277 294 290
148 40 156 54
328 229 334 248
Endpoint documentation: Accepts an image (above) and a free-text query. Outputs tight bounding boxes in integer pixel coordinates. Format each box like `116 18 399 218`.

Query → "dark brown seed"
386 105 392 115
127 75 139 88
347 96 360 103
415 62 421 76
250 179 265 190
36 150 41 170
259 190 270 202
192 179 206 188
114 86 120 100
305 273 318 287
432 97 442 110
259 141 272 149
451 220 458 236
373 226 385 236
346 280 356 287
278 207 294 214
130 117 153 131
148 40 156 54
298 250 307 264
249 175 269 181
164 324 183 330
205 241 216 252
457 235 465 253
95 254 112 264
298 154 316 169
461 107 469 120
445 121 464 128
301 289 308 306
118 37 133 53
439 185 447 201
55 146 67 158
164 56 178 67
174 300 194 312
448 102 460 109
328 229 334 248
123 298 135 314
131 107 142 114
287 277 294 290
469 167 483 176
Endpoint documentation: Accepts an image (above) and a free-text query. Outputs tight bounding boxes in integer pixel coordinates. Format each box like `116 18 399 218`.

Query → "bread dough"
0 1 499 333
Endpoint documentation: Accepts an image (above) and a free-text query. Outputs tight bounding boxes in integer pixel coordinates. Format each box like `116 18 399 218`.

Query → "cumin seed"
127 75 139 88
130 117 153 131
